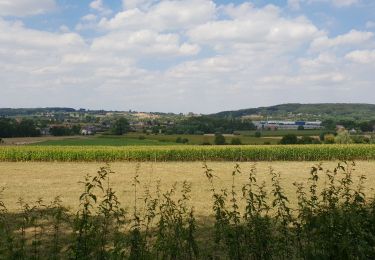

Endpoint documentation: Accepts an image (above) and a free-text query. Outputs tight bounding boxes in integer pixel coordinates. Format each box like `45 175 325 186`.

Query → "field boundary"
0 144 374 162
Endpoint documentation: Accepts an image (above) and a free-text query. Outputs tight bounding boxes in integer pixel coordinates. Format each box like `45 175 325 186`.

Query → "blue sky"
0 0 374 113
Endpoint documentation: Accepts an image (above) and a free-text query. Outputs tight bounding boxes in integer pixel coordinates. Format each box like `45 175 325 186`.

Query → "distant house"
40 128 50 135
336 125 345 131
81 126 96 135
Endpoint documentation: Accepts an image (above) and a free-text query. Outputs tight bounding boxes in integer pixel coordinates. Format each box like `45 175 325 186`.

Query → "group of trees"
167 116 256 135
322 119 375 132
49 125 81 136
0 118 40 138
279 134 322 145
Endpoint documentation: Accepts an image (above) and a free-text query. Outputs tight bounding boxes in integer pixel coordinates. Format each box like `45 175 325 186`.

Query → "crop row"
0 144 374 161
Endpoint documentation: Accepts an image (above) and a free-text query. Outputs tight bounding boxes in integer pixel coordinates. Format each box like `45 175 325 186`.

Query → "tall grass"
1 144 375 161
0 161 375 259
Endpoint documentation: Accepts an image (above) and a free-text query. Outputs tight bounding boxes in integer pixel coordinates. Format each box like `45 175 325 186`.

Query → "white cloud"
331 0 358 7
345 50 375 63
89 0 112 16
288 0 301 10
188 4 320 53
0 0 56 17
122 0 158 10
366 21 375 29
0 1 374 112
76 14 98 31
99 0 216 32
91 30 200 57
294 0 359 8
311 30 373 50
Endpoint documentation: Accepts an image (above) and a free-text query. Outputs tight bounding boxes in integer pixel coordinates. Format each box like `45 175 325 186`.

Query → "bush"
138 135 146 140
230 138 242 145
254 131 262 138
214 134 226 145
324 134 335 144
298 136 321 144
297 125 304 130
320 131 336 141
335 130 353 144
111 117 130 135
351 135 370 144
280 134 298 144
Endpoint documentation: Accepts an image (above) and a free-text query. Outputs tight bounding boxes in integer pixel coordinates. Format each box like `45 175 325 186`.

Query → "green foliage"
280 134 298 144
2 144 375 161
335 130 353 144
297 125 304 130
111 117 130 135
230 138 241 145
254 131 262 137
324 134 336 144
203 161 375 259
50 125 81 136
176 137 189 144
0 118 40 138
214 134 226 145
214 103 375 122
171 116 256 135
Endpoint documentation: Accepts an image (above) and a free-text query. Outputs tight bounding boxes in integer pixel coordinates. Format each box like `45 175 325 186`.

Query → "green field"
1 144 375 162
35 134 280 146
35 135 177 146
237 129 323 137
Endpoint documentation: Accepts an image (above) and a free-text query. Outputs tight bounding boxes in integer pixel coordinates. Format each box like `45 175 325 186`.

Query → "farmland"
0 160 374 213
34 133 281 146
1 144 375 162
1 160 375 258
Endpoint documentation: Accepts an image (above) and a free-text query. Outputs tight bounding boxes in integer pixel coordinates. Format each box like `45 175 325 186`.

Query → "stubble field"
0 161 374 215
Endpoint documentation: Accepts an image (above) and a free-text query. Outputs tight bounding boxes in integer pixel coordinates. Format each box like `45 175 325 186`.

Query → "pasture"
35 133 281 146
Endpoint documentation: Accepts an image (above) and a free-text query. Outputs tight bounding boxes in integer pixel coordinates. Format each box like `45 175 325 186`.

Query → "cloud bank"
0 0 374 113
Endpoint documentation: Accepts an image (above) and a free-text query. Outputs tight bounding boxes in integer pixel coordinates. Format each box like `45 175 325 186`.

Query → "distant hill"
211 103 375 121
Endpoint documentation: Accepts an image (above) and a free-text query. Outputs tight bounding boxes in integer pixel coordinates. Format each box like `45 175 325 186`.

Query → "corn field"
0 144 375 161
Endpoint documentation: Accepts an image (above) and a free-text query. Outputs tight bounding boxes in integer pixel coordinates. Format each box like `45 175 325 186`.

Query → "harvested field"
0 161 374 215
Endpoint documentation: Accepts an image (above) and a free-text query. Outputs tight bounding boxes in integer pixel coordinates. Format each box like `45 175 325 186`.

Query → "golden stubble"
0 161 374 217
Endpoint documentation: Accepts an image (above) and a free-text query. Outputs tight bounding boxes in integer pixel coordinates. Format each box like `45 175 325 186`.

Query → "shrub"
254 131 262 138
320 131 336 141
214 134 226 145
335 130 353 144
231 138 242 145
324 134 335 144
297 125 304 130
280 134 298 144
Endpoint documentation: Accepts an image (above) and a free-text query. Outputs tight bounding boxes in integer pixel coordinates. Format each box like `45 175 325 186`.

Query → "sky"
0 0 374 113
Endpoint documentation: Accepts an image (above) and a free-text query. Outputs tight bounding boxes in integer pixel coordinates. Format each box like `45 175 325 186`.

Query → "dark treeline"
322 119 375 132
0 118 40 138
0 108 76 117
49 125 81 136
166 116 256 134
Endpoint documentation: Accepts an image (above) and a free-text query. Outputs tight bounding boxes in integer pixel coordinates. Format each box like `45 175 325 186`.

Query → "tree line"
0 118 40 138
